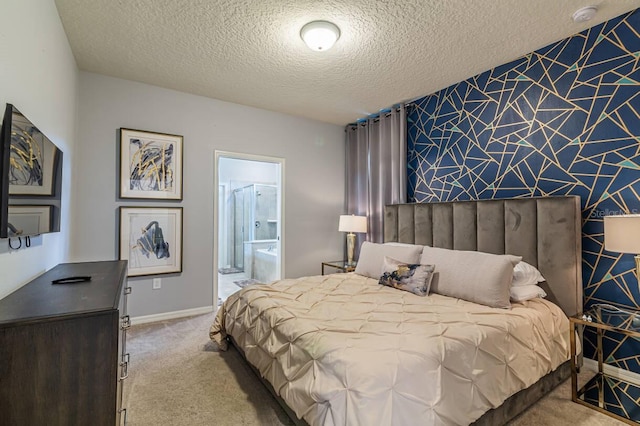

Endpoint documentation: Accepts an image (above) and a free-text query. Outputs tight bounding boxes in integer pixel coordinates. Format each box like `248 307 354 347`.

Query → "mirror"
0 104 63 238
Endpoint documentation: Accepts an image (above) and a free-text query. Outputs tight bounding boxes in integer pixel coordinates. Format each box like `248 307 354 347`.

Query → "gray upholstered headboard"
384 196 583 317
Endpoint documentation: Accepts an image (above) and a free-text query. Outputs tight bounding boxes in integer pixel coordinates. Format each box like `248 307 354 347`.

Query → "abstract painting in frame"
9 108 60 196
119 128 183 200
119 206 183 277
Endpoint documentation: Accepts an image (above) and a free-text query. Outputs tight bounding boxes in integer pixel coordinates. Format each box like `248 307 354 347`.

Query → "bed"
210 196 583 425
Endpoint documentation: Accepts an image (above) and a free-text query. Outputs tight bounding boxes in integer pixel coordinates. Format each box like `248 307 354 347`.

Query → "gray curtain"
345 105 407 245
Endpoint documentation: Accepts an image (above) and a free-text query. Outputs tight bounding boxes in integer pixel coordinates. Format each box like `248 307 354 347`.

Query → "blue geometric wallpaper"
407 10 640 371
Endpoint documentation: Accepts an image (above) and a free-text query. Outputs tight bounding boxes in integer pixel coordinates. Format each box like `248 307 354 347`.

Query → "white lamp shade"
339 215 367 233
300 21 340 51
604 214 640 253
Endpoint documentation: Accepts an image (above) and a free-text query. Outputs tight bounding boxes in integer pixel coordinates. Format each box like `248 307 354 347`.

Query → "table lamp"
603 214 640 284
339 215 367 266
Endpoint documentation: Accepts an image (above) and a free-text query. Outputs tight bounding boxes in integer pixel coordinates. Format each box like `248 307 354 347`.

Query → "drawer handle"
121 315 131 330
122 352 130 364
120 359 129 380
124 286 132 295
119 407 127 425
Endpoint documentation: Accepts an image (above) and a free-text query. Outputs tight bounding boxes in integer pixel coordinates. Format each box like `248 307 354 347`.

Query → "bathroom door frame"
213 151 285 310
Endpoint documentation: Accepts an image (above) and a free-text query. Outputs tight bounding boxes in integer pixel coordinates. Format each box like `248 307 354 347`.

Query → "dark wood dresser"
0 261 131 426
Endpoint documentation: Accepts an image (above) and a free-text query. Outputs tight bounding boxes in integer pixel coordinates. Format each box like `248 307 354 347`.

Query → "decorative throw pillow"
421 246 521 309
378 256 435 297
354 241 423 279
510 284 547 302
512 261 546 287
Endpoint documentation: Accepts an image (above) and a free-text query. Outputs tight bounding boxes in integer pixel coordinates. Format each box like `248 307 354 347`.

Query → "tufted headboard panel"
384 196 583 316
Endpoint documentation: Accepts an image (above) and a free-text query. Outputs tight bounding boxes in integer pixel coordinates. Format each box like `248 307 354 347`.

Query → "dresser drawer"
116 285 132 425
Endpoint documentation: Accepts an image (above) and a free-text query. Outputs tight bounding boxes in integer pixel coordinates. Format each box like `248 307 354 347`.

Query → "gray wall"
72 72 345 317
0 0 78 299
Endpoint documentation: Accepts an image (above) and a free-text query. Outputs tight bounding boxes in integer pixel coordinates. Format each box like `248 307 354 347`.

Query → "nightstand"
321 260 355 275
570 305 640 424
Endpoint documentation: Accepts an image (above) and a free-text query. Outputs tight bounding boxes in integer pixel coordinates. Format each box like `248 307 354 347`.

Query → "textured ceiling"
54 0 640 125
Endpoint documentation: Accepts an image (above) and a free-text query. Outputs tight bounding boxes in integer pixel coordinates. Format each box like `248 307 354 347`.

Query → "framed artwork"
119 206 183 277
7 205 51 236
119 128 183 200
9 108 61 196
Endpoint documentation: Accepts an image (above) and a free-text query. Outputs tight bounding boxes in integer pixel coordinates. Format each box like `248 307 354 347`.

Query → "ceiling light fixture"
572 6 597 23
300 21 340 52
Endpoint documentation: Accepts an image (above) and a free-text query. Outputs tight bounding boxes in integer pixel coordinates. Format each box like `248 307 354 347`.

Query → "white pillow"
512 261 545 287
354 242 423 279
421 246 521 309
510 285 547 302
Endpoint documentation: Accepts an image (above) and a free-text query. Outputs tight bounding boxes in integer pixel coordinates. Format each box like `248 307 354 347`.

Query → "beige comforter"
210 273 570 426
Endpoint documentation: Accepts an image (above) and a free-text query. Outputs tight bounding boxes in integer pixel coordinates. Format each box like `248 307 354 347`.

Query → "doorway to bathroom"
214 151 284 306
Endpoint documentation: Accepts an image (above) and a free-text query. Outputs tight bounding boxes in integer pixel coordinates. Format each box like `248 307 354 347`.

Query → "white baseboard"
131 306 214 325
583 357 640 384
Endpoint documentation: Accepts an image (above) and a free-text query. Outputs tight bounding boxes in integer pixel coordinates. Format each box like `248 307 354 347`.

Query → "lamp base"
346 233 356 266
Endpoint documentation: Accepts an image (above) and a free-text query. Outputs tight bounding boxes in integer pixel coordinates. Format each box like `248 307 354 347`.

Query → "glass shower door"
233 188 245 270
254 184 277 240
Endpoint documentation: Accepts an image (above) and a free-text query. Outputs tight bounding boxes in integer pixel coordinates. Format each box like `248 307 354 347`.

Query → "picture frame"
119 128 183 200
7 205 51 236
9 108 61 196
119 206 183 277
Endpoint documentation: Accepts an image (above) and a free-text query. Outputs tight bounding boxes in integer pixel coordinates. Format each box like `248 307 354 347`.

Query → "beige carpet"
123 313 625 426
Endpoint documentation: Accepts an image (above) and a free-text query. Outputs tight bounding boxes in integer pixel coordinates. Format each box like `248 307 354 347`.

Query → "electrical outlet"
152 278 161 290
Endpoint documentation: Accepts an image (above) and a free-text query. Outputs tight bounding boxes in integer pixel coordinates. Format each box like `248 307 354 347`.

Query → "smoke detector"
572 6 598 23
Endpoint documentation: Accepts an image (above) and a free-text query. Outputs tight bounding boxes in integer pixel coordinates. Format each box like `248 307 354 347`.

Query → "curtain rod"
402 93 425 108
346 104 405 127
347 96 423 128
